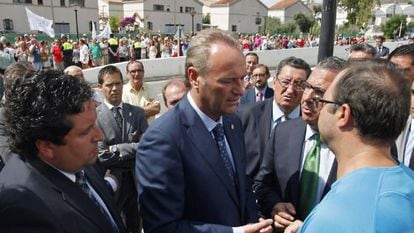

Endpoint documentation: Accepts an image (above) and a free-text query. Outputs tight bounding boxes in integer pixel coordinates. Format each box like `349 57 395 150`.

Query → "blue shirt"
300 164 414 233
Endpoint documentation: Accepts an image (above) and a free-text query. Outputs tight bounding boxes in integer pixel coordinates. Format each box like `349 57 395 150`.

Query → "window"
231 25 237 32
38 0 43 5
13 0 32 3
153 4 164 11
196 23 201 31
54 22 70 34
3 19 14 31
180 7 183 13
147 21 153 30
60 0 65 6
185 7 195 13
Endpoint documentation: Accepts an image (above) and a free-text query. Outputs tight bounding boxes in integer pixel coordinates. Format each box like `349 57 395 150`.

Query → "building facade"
268 0 312 23
0 0 98 35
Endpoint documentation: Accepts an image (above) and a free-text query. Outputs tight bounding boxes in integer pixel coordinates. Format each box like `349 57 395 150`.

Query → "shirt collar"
305 124 319 141
187 92 223 132
255 86 268 96
103 100 123 110
125 81 145 93
272 100 300 122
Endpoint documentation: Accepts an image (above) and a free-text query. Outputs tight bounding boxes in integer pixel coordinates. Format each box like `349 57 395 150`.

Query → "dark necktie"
298 134 321 219
112 107 123 129
410 147 414 169
212 123 236 186
75 171 119 233
257 90 263 103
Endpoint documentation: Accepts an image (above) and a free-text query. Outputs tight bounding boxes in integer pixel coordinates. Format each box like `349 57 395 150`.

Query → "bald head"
64 66 84 80
162 79 188 109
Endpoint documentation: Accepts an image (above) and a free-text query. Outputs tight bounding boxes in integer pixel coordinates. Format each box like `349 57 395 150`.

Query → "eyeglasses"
252 73 268 78
302 81 326 98
313 97 343 106
276 77 306 91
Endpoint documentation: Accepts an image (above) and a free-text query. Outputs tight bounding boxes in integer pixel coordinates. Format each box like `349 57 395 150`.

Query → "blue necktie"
212 123 236 186
75 171 119 233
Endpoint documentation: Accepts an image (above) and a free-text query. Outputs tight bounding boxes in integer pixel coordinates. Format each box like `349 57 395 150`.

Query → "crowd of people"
0 28 413 233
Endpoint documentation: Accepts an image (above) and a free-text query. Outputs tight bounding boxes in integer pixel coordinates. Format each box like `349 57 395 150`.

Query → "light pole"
190 9 196 36
74 8 79 41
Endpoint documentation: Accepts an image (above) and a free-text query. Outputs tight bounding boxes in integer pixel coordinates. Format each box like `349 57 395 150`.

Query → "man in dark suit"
389 44 414 168
96 65 148 233
239 57 311 178
244 52 259 89
375 35 389 59
0 71 126 233
254 57 345 232
239 64 274 106
136 29 273 233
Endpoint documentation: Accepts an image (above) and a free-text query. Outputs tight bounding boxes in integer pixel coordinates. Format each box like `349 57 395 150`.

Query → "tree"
339 0 380 29
293 12 315 33
203 13 210 24
109 16 121 33
381 15 407 39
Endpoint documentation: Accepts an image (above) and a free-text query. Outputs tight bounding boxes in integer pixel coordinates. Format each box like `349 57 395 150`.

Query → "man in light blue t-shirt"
284 59 414 233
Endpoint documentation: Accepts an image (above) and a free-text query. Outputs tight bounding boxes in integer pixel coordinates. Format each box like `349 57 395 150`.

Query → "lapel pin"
129 112 132 116
231 124 234 130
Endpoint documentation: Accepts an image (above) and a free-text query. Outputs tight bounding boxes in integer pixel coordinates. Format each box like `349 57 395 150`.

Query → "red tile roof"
269 0 300 10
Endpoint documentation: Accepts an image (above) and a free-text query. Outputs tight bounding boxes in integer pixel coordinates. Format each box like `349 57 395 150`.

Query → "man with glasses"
285 59 414 233
122 60 160 122
254 57 345 232
244 52 259 89
240 56 311 179
239 64 274 106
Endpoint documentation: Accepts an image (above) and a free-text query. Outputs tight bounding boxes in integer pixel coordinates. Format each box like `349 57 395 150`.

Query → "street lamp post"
190 9 196 36
74 8 79 41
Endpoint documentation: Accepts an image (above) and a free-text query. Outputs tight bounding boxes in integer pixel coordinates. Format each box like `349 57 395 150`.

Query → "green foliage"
381 15 407 39
264 17 299 35
293 12 315 33
407 21 414 31
339 0 380 29
336 23 360 37
109 16 121 33
203 13 210 24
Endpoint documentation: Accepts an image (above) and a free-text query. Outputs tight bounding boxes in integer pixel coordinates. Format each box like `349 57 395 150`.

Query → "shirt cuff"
233 226 244 233
104 176 118 192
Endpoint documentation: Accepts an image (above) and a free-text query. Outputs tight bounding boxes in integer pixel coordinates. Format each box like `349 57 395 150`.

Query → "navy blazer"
0 155 126 233
239 87 274 106
254 118 337 219
136 96 258 233
238 99 274 178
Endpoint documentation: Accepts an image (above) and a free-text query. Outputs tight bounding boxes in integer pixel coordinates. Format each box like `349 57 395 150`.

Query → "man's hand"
271 202 296 232
243 218 273 233
284 220 303 233
144 100 160 118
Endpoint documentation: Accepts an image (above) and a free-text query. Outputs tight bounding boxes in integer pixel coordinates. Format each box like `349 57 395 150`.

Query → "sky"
260 0 322 7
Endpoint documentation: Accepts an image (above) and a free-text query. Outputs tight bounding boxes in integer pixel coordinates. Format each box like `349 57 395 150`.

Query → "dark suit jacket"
238 99 274 178
97 103 148 159
375 46 389 58
254 118 337 219
239 87 274 106
136 96 258 233
0 155 126 233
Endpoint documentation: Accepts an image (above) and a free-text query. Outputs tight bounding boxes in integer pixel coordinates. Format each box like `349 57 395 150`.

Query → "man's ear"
337 104 352 128
187 67 199 89
35 140 56 162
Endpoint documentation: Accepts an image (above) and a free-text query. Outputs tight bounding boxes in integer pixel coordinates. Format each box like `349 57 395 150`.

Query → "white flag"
25 7 55 38
96 22 111 41
92 21 97 39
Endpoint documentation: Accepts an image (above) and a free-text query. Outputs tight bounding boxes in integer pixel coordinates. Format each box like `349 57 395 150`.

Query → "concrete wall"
83 41 401 113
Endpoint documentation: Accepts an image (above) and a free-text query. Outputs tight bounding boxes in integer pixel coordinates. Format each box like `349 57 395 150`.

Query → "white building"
98 0 203 35
268 0 311 23
0 0 98 35
201 0 268 34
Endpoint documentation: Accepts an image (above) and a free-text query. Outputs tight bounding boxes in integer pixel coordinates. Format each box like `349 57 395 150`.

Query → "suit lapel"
260 100 273 140
29 160 119 233
121 104 133 135
180 97 240 206
248 88 256 103
97 104 123 140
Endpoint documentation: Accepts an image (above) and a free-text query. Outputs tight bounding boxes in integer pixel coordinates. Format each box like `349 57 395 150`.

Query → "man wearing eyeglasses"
254 57 345 232
285 59 414 233
239 64 274 106
239 56 311 179
122 60 160 123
